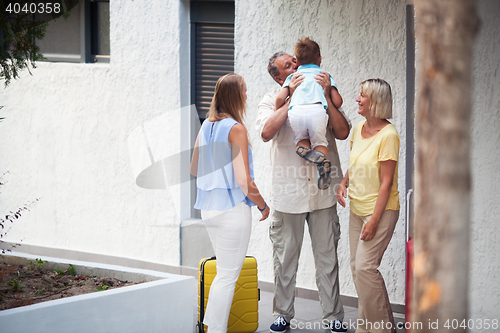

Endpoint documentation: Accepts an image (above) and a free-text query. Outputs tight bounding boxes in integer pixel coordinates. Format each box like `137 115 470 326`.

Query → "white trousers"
201 202 252 333
288 104 329 149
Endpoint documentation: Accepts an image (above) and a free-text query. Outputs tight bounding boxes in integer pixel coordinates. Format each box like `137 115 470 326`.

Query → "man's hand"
315 72 331 95
288 73 304 98
316 71 350 140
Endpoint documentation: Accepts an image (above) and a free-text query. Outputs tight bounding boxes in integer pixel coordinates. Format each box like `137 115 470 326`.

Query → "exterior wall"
1 0 497 315
236 0 409 304
469 0 500 321
0 1 184 266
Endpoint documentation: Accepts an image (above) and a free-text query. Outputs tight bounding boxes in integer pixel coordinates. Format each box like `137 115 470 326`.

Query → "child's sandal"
317 160 331 190
296 146 311 158
304 150 326 164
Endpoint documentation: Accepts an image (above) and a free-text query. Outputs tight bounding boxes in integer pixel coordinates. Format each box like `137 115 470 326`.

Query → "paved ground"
256 290 405 333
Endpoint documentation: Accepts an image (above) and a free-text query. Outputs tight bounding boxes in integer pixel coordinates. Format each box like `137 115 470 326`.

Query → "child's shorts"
288 104 329 149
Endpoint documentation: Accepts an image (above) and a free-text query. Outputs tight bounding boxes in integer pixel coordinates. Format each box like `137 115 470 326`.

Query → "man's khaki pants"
269 205 344 323
349 209 399 333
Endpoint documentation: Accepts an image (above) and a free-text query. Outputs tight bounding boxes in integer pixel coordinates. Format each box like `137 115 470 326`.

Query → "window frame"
35 0 109 63
190 0 235 121
88 0 110 63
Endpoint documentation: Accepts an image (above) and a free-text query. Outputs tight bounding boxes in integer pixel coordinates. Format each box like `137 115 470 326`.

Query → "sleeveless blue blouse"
194 117 256 211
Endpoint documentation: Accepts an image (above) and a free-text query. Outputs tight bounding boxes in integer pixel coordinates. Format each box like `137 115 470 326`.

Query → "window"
191 1 235 121
34 1 82 62
89 0 110 62
187 1 234 220
35 0 109 63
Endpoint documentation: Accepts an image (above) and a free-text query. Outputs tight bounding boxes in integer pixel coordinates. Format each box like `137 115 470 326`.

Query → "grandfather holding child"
256 48 351 333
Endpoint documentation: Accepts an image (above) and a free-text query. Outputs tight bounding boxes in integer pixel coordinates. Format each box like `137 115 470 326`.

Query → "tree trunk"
412 0 479 332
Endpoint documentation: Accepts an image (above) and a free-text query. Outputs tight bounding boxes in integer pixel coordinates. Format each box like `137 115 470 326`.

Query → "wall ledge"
0 241 405 314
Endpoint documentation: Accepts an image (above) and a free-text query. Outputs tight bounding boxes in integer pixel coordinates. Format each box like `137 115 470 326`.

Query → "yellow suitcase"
197 256 259 333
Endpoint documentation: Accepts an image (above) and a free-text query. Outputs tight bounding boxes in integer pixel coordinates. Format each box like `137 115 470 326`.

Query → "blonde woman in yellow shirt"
337 79 399 333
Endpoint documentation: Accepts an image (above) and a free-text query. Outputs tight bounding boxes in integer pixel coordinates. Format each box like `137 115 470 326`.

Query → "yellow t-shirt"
348 120 400 216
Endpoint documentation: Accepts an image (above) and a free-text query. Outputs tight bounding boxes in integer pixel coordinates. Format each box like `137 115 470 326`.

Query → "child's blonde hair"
208 73 246 124
360 79 393 119
294 37 321 66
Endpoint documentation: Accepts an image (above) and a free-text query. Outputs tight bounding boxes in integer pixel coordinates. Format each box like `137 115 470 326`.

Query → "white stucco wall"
469 0 500 321
2 0 497 316
1 0 410 306
236 0 409 304
0 0 184 266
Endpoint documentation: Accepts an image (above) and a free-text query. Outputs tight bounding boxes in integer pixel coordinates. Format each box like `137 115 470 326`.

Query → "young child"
275 37 343 189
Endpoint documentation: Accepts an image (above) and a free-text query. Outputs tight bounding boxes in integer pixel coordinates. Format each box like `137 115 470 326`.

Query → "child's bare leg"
313 145 328 159
297 139 311 150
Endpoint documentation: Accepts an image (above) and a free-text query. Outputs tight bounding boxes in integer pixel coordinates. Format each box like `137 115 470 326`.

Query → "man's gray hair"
268 52 287 82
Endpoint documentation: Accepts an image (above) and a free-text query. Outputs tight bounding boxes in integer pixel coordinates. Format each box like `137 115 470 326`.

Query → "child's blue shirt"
283 64 337 110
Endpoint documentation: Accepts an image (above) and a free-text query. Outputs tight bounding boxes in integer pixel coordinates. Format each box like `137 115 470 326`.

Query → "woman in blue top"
191 73 270 333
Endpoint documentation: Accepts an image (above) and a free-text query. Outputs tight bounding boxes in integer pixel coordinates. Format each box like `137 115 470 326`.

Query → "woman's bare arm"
360 160 397 241
229 124 270 220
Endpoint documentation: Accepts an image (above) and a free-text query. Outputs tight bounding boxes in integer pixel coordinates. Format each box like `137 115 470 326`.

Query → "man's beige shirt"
256 88 351 214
